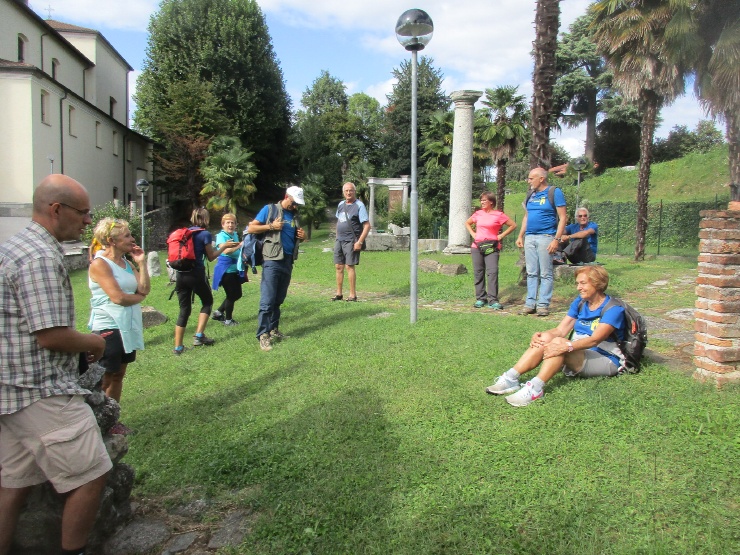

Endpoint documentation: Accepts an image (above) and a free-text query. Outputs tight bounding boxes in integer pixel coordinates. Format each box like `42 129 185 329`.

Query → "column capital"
450 90 482 107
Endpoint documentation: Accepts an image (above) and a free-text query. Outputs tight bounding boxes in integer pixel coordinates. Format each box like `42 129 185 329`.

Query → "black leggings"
176 268 213 327
217 272 243 319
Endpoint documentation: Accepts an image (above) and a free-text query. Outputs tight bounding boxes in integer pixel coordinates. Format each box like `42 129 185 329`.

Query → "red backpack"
166 227 204 271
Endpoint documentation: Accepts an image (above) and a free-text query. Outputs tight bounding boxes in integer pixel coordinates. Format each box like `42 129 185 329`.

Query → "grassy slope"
500 145 731 224
69 230 738 554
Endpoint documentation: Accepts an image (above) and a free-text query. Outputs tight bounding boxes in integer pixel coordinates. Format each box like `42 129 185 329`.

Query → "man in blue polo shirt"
559 207 598 264
515 167 567 317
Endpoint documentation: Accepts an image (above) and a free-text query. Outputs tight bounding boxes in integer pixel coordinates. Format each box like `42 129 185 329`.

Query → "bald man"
332 182 370 302
0 175 111 555
516 167 567 317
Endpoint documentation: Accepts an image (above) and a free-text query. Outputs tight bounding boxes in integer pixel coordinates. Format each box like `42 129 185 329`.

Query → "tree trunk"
635 90 659 261
529 0 561 169
727 109 740 205
496 159 507 212
585 87 597 163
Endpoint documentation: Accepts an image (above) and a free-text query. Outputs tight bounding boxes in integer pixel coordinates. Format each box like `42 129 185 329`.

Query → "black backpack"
579 297 648 373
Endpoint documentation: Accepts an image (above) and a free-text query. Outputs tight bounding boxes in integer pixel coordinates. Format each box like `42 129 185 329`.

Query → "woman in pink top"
465 192 517 309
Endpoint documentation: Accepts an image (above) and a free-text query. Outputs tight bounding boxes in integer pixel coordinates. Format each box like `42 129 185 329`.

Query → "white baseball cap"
286 185 305 205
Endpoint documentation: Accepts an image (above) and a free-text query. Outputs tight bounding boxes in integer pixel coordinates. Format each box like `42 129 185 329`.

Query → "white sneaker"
485 374 521 395
505 381 544 407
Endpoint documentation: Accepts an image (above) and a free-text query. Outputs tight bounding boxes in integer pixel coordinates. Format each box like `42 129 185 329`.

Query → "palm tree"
479 86 529 211
530 0 561 169
666 1 740 205
590 0 685 261
200 136 258 213
420 110 454 169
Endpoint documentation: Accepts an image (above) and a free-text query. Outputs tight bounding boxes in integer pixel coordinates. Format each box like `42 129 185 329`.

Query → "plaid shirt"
0 221 89 414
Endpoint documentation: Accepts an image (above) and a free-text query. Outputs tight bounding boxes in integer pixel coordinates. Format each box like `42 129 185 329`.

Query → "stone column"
368 181 376 233
444 90 482 254
693 209 740 386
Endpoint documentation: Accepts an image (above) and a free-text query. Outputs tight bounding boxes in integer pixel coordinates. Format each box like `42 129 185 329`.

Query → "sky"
31 0 712 157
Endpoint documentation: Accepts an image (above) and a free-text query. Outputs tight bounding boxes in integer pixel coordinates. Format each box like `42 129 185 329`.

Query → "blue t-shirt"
524 186 566 235
216 230 240 273
567 295 626 366
255 204 298 257
189 227 213 270
566 221 598 255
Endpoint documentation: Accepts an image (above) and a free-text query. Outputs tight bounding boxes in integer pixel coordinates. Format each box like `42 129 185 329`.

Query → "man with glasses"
247 186 306 352
0 175 111 555
516 167 567 317
557 208 598 265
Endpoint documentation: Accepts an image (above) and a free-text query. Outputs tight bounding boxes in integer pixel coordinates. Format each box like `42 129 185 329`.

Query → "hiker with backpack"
516 167 567 317
553 207 598 265
211 213 244 327
485 266 629 407
247 186 306 352
172 208 239 355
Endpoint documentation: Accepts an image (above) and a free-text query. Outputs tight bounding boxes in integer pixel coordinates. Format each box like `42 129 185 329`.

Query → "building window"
126 140 132 162
96 121 102 148
17 34 27 63
51 58 60 80
113 131 119 156
41 90 50 124
109 97 116 118
68 106 76 136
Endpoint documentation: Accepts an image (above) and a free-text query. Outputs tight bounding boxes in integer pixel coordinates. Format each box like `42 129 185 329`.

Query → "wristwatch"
566 341 574 352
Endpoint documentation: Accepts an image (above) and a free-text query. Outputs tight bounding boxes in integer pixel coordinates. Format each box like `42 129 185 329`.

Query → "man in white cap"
247 186 306 351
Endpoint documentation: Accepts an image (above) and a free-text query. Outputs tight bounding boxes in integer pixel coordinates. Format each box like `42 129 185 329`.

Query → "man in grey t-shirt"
332 182 370 302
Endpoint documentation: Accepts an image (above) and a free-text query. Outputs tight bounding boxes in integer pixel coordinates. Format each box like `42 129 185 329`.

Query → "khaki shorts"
0 395 112 493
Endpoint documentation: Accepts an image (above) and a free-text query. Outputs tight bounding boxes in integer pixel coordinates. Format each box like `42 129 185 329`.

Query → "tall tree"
383 56 449 179
666 1 740 204
134 0 291 195
591 0 685 261
553 13 611 162
200 136 257 213
530 0 561 169
479 86 529 211
295 71 350 195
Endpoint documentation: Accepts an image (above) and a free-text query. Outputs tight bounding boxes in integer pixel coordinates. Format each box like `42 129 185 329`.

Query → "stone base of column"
443 244 471 255
693 367 740 387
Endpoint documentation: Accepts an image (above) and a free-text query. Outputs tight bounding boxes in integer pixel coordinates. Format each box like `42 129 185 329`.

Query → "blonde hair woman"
88 218 150 434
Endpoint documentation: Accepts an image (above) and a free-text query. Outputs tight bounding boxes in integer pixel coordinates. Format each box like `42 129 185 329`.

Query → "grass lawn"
71 229 739 554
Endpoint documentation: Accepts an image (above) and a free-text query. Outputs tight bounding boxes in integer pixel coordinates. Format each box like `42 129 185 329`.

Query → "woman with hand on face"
465 191 517 310
88 218 150 434
211 213 244 326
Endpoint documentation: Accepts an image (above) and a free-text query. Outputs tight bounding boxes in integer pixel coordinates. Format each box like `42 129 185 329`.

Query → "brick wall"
694 210 740 386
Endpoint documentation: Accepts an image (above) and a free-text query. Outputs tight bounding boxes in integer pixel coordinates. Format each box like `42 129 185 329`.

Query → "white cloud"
656 92 711 138
32 0 158 30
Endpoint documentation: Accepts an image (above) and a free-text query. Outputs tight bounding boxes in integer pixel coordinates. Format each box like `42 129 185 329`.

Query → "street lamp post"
572 157 588 213
396 8 433 324
135 179 150 250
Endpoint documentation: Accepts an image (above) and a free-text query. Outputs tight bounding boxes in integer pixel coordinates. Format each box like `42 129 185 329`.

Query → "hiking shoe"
505 381 544 407
259 333 272 351
486 374 521 395
211 310 225 322
222 319 239 326
331 295 343 301
474 300 486 308
536 307 550 317
270 329 286 341
173 346 186 355
520 306 536 315
346 297 358 302
488 302 503 310
193 334 215 347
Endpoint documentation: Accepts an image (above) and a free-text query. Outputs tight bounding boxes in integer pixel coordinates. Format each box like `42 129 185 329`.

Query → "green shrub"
81 202 151 246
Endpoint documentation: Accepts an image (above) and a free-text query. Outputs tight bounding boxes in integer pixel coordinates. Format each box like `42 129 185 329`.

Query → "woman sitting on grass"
486 265 626 407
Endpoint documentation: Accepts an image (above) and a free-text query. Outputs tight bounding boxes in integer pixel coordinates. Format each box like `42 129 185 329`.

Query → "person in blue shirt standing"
516 167 567 316
485 265 626 407
247 186 306 352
